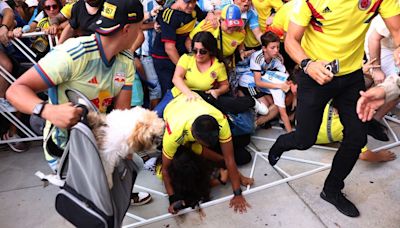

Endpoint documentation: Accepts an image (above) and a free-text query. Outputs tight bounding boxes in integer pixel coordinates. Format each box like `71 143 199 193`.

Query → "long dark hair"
191 31 223 63
168 146 212 209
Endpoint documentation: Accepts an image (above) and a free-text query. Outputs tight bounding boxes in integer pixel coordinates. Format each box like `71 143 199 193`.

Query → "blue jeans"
141 56 162 100
153 58 175 97
153 90 173 118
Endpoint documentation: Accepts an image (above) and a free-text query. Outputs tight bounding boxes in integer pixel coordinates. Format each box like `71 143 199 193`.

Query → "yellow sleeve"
35 48 73 86
216 61 228 82
189 20 218 39
60 3 74 19
379 0 400 19
176 54 190 70
218 117 232 143
191 142 203 155
162 132 179 159
271 0 284 11
290 0 311 27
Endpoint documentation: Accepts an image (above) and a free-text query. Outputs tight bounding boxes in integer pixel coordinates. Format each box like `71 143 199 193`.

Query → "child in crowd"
240 31 292 132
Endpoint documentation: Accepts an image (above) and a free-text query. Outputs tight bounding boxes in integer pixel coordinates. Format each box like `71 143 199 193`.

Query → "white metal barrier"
0 32 58 145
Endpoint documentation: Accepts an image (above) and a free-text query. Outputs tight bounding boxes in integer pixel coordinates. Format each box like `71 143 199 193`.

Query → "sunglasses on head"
44 4 58 10
192 48 208 55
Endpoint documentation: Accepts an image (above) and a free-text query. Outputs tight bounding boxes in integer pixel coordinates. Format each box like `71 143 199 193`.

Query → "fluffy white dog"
87 107 164 188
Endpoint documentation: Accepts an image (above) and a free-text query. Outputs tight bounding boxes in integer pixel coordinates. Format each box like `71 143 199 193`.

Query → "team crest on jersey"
114 72 126 87
231 40 237 47
210 71 217 79
358 0 371 10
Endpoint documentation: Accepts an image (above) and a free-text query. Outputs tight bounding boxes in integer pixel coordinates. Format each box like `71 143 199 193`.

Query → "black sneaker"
320 191 360 217
367 119 389 141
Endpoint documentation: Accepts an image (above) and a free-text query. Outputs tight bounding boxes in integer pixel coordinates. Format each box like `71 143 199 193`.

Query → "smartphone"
325 59 339 75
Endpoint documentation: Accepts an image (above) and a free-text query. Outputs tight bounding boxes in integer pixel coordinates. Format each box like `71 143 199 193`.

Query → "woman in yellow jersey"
154 31 230 117
172 31 229 100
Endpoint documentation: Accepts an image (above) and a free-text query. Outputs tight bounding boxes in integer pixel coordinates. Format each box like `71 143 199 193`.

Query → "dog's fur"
87 107 165 188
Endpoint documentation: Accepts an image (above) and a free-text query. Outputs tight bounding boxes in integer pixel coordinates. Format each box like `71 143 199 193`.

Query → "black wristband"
0 24 9 31
169 194 180 205
233 188 242 196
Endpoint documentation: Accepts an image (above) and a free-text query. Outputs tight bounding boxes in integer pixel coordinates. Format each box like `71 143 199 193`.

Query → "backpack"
37 121 143 228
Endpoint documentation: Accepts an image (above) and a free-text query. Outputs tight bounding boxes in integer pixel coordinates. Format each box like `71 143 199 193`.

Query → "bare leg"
256 104 278 126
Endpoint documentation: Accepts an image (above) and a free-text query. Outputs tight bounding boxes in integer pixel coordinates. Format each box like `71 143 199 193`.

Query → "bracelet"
233 188 242 196
303 60 313 75
0 24 9 31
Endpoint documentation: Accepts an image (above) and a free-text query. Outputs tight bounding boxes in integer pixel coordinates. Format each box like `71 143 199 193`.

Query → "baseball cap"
221 4 244 28
25 0 38 7
90 0 144 36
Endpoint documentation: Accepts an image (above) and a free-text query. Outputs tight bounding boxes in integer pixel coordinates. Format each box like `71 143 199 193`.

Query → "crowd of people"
1 0 400 218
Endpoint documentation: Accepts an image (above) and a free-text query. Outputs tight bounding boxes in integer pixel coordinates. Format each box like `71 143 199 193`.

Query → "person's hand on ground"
356 87 386 122
229 195 250 213
168 200 185 214
306 61 334 85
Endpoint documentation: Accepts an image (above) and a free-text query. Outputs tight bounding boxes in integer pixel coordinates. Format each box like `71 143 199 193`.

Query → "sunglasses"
44 4 59 10
192 48 208 55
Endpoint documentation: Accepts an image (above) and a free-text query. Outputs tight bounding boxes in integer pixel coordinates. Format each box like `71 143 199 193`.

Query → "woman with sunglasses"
171 31 229 101
13 0 62 36
153 31 229 117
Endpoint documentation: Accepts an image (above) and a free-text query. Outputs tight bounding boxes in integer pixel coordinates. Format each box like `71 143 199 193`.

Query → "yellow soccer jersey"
270 1 295 40
190 20 245 57
36 34 134 161
162 95 232 159
290 0 400 76
253 0 283 32
171 54 228 97
60 2 76 19
316 102 367 152
37 17 51 30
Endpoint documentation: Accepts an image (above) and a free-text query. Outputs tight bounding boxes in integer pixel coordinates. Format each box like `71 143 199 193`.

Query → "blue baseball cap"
221 4 244 28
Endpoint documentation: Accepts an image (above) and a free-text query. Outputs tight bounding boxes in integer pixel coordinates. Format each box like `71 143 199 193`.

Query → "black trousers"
269 69 367 194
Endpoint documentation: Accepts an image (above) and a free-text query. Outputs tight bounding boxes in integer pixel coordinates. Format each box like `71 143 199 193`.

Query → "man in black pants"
268 0 400 217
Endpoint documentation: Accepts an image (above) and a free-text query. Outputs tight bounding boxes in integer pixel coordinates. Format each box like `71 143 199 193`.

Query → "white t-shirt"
0 1 11 15
365 15 396 54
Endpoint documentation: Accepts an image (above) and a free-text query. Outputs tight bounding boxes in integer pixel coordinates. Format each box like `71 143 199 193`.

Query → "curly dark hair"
168 146 213 209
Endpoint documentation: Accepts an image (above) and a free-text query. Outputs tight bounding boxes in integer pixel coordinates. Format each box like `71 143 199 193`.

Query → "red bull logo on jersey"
114 72 126 87
358 0 371 10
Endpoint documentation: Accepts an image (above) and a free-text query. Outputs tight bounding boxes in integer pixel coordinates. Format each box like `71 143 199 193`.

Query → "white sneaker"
253 98 269 115
0 98 16 112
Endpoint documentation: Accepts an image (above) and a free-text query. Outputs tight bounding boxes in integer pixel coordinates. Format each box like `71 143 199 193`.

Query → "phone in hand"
325 59 339 75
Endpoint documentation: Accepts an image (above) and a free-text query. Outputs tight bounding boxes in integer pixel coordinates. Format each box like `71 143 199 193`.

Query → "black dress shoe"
320 191 360 217
367 119 389 141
